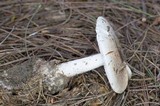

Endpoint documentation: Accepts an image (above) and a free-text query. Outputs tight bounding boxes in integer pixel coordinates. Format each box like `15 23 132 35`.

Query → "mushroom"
35 16 132 94
35 52 131 94
96 16 130 93
0 16 132 94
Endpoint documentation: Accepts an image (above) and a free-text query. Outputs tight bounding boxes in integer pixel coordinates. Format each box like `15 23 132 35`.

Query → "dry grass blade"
0 0 160 105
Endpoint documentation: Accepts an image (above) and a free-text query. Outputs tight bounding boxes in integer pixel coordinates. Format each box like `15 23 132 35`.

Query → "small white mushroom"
36 54 131 94
34 16 132 94
0 16 131 94
96 16 130 93
0 54 131 94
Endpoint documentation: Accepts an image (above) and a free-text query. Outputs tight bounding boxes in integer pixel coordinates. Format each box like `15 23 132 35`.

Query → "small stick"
141 0 147 22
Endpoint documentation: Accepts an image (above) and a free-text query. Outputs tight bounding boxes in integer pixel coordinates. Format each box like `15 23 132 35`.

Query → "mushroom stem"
56 54 103 77
48 53 132 78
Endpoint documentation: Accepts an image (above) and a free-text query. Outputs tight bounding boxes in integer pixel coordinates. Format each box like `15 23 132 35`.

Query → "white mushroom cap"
96 16 129 93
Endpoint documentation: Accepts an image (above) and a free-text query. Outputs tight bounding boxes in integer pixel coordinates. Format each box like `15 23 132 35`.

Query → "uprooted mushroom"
0 16 132 94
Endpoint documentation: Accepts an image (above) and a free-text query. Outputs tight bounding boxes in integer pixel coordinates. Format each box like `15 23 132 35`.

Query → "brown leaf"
153 17 160 25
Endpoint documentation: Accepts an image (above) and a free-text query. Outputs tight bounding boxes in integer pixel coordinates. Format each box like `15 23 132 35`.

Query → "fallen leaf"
153 17 160 25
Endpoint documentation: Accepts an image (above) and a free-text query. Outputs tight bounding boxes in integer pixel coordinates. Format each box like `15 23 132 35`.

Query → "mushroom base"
34 59 69 94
